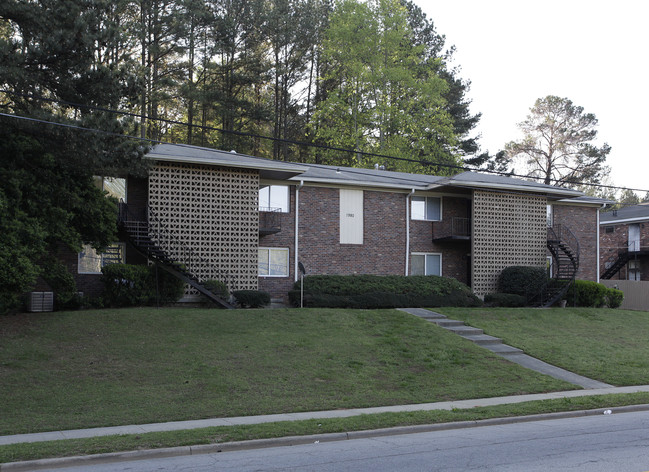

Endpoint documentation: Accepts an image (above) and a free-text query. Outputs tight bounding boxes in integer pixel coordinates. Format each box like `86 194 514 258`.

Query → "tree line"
1 0 481 174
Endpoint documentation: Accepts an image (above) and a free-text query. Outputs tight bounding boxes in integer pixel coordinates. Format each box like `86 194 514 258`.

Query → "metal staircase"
117 201 233 308
533 225 580 307
600 251 631 280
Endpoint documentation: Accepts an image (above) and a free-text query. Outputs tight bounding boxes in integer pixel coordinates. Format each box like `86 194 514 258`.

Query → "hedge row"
289 275 481 308
566 280 624 308
101 264 185 307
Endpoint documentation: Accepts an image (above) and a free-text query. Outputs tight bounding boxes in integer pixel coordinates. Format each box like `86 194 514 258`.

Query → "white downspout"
405 189 415 275
597 203 606 283
294 181 304 282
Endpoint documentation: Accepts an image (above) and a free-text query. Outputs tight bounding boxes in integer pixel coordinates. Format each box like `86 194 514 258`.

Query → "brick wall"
553 204 598 281
34 245 105 298
600 219 649 281
258 187 472 299
258 187 297 298
298 186 407 276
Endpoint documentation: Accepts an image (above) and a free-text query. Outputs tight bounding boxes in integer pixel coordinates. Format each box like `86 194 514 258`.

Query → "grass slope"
0 308 572 435
438 307 649 386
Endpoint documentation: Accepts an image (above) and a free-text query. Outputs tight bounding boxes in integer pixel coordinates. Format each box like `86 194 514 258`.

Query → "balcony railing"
432 217 471 241
259 207 282 236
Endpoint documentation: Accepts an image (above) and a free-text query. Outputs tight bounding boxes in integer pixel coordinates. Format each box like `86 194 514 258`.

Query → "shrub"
497 266 547 301
484 293 527 307
153 268 186 304
288 275 481 308
101 264 151 307
233 290 270 308
606 287 624 309
41 258 78 310
101 264 184 307
202 279 229 300
565 280 609 307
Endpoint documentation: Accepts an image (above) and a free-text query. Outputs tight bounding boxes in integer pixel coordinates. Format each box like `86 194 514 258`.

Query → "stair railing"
532 225 580 307
548 224 580 268
118 201 233 291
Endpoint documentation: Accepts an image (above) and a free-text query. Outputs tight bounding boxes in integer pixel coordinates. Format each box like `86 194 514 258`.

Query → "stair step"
484 344 524 355
443 325 484 336
419 313 448 320
460 334 502 345
431 319 464 327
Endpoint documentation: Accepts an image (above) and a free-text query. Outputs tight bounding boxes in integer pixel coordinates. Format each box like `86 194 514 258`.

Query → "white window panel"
259 185 289 212
78 243 125 274
411 196 441 221
340 189 363 244
411 253 442 276
259 247 289 277
94 176 127 202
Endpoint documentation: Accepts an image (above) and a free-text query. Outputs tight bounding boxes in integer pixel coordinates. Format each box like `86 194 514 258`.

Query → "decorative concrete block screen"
472 190 546 297
149 162 259 295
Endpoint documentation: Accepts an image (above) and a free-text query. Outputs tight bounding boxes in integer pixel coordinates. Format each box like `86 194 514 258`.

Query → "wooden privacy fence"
601 280 649 312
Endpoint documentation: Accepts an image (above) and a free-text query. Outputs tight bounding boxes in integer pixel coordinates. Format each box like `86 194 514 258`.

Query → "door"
629 224 640 252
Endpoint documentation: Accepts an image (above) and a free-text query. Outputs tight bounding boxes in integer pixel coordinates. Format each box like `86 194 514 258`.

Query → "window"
95 176 127 202
628 260 641 281
259 247 289 277
259 185 289 212
78 243 125 274
411 196 441 221
546 204 553 227
547 256 553 277
411 253 441 276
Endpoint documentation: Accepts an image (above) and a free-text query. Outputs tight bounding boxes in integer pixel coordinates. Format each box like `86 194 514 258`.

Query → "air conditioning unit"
27 292 54 312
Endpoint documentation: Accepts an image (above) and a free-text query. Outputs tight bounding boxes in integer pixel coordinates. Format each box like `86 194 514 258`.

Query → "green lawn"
437 307 649 386
0 307 572 435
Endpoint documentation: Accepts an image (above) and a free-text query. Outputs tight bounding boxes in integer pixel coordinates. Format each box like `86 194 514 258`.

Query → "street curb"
3 404 649 471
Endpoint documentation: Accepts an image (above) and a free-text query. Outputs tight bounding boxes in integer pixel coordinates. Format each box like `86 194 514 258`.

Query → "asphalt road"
40 410 649 471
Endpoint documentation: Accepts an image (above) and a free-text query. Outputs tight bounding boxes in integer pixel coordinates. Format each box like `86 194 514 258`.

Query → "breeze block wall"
148 162 259 295
472 190 546 298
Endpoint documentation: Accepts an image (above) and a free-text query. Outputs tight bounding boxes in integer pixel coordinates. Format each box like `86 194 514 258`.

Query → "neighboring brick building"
600 204 649 281
38 143 606 304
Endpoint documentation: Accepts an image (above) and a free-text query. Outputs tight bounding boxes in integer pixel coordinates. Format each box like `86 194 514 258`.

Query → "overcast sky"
417 0 649 195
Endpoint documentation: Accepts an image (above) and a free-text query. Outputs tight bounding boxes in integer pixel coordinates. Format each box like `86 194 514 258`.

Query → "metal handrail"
118 200 233 290
547 224 580 266
259 207 282 234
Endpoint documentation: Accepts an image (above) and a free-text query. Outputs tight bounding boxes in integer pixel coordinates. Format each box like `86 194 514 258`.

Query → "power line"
1 89 468 172
1 96 648 195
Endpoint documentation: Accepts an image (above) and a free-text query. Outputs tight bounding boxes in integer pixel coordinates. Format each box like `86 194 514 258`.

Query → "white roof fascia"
435 181 583 198
149 152 308 174
287 176 430 191
600 216 649 225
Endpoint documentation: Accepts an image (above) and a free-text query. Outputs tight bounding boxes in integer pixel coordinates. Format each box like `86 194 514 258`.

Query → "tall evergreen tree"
0 0 146 312
505 95 611 187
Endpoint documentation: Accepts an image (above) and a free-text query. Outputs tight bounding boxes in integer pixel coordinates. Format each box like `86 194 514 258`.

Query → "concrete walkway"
398 308 613 389
3 385 649 447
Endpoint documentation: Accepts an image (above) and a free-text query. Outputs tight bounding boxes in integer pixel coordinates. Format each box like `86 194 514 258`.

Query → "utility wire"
1 91 647 194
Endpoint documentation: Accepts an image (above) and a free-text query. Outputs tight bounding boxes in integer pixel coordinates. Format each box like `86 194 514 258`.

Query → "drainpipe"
294 181 304 282
597 203 607 283
405 189 415 275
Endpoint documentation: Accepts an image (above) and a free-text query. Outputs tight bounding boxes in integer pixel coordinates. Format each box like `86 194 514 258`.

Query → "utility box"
27 292 54 312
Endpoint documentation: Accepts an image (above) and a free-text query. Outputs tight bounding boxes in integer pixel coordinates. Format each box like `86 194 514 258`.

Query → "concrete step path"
398 308 613 390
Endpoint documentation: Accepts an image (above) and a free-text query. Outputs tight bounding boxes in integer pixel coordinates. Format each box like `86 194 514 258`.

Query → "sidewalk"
3 385 649 447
